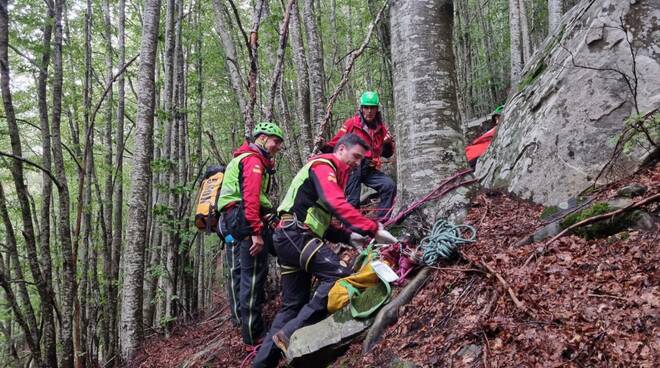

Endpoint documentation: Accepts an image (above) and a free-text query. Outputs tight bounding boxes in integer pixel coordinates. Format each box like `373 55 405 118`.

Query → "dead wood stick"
524 192 659 267
545 192 659 247
482 330 491 368
480 261 536 318
429 266 484 273
587 293 628 301
362 267 431 353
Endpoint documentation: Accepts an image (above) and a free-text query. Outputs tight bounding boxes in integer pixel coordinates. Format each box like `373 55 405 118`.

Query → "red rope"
240 343 262 368
384 168 476 227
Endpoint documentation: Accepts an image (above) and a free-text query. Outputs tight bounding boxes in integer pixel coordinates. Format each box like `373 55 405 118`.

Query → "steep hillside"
133 162 658 367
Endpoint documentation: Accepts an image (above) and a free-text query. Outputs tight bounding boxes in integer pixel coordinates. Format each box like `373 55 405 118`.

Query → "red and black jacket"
226 142 275 236
324 112 394 167
286 153 378 243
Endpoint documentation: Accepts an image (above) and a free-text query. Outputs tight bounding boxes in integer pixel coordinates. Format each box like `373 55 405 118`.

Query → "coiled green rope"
415 219 477 266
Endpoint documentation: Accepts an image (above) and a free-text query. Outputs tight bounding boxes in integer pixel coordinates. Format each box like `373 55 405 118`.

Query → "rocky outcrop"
476 0 659 206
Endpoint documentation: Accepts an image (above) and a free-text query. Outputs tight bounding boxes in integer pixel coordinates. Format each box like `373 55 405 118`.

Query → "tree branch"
265 0 295 121
545 193 659 247
226 0 250 52
525 192 660 266
313 0 390 151
0 151 62 189
7 44 40 71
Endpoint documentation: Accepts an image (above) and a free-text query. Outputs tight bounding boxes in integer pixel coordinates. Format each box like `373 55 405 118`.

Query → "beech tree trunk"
548 0 563 32
52 0 76 365
289 2 313 155
36 1 59 365
509 0 523 85
108 0 126 360
519 0 532 64
119 0 161 360
303 0 327 134
212 0 247 131
390 0 470 220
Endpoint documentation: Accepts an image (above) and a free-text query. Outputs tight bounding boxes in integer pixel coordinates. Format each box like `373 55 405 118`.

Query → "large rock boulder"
476 0 660 206
285 307 373 367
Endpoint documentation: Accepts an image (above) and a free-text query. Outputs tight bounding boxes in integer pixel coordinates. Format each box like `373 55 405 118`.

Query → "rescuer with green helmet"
252 133 398 367
217 121 284 346
323 91 396 220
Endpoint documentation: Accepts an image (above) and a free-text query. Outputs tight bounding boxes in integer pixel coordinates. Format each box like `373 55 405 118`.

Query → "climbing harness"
409 219 477 266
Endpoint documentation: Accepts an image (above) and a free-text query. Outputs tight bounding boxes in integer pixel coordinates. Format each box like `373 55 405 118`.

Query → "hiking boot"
272 330 290 354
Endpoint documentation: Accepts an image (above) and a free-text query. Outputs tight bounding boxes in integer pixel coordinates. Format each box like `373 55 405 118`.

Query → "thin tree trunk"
303 0 326 135
194 1 205 311
78 141 94 367
475 1 498 105
265 0 295 122
100 0 115 361
519 0 532 64
212 0 247 129
86 212 100 365
509 0 523 85
548 0 562 32
0 255 41 366
278 72 304 167
0 183 41 364
244 0 267 134
36 1 59 365
0 0 46 365
108 0 126 361
52 0 76 365
289 2 312 156
119 0 162 360
73 1 94 364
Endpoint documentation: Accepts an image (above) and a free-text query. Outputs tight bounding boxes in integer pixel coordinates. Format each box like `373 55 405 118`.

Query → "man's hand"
249 235 265 256
349 232 369 248
375 223 398 244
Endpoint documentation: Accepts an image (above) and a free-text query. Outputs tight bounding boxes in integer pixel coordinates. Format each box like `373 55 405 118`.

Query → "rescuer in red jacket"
323 91 396 220
252 133 398 368
216 122 284 345
465 105 504 167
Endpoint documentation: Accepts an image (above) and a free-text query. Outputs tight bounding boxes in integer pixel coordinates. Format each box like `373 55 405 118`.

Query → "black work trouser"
224 227 273 345
345 159 396 220
252 225 352 368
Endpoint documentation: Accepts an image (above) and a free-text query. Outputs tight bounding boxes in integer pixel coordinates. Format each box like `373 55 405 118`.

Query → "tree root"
362 267 431 353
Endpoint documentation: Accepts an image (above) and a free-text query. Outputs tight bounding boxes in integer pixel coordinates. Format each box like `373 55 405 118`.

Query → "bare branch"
226 0 250 52
7 44 40 70
265 0 295 121
313 0 390 151
0 151 62 189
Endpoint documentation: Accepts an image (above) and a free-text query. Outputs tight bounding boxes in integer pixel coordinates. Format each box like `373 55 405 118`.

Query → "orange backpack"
194 165 225 232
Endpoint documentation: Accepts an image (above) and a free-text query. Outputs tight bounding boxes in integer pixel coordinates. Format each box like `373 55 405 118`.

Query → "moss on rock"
560 202 640 239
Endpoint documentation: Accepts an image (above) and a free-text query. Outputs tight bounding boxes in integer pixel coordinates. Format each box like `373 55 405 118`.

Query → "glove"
349 232 369 248
375 223 398 244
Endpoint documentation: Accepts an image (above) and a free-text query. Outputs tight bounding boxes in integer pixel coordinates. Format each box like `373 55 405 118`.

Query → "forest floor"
132 162 658 368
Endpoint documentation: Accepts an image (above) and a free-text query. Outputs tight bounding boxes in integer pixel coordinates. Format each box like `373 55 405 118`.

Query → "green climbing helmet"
493 105 504 115
253 121 284 140
359 91 380 106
